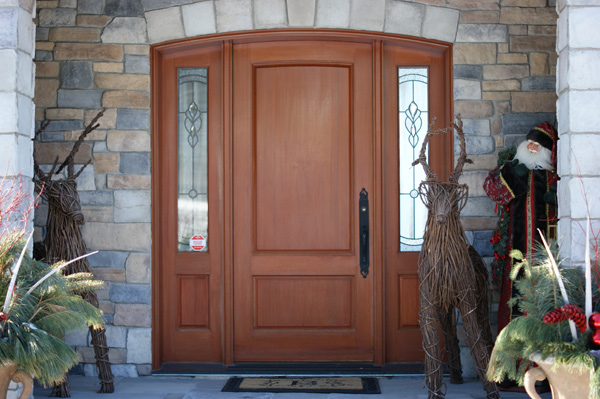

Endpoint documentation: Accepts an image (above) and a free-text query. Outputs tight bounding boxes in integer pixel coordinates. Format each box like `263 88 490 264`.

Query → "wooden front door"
232 40 374 362
152 32 452 368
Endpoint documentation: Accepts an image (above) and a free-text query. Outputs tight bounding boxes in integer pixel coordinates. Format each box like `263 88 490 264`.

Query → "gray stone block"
456 24 507 43
457 135 495 155
38 8 77 27
78 0 104 14
57 89 102 108
40 131 64 142
501 113 556 134
41 119 83 132
143 0 195 11
114 189 151 223
75 164 96 190
462 119 490 136
119 153 150 175
60 61 94 89
107 364 138 377
461 197 496 218
114 303 151 327
137 364 152 376
110 283 151 304
117 109 150 129
101 17 147 44
504 134 527 149
105 0 144 17
522 76 556 92
35 50 53 61
105 325 128 348
125 55 150 74
79 190 113 205
36 27 49 41
94 141 108 153
455 66 483 82
472 231 494 257
88 251 129 268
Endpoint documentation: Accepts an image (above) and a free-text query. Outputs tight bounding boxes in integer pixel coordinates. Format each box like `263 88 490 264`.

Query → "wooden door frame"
151 29 452 369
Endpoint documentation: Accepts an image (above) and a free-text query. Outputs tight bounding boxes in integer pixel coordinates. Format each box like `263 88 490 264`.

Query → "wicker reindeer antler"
411 117 452 181
448 115 473 184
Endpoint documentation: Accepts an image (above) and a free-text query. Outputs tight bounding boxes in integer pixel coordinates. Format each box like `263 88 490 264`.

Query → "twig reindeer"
412 116 498 399
34 110 114 396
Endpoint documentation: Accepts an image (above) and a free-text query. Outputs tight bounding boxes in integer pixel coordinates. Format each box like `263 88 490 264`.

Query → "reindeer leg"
438 307 463 384
469 246 494 353
420 292 445 399
457 290 500 399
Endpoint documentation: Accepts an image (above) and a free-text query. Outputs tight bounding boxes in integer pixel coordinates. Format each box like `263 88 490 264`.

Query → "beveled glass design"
177 68 208 252
398 67 428 252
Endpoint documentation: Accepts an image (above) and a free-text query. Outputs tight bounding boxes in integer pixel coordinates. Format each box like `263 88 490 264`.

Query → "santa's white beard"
514 140 553 171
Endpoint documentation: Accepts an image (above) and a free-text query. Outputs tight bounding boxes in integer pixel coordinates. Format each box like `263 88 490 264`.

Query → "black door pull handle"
359 188 369 278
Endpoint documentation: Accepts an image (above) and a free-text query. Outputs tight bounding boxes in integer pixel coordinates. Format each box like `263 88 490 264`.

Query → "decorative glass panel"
398 67 428 252
177 68 208 252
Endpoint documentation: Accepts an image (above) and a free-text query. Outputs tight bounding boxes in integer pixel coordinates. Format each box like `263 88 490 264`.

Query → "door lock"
359 188 369 278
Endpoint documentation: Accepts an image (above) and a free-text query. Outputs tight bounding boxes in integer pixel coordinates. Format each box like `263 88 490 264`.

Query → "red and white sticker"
189 234 206 251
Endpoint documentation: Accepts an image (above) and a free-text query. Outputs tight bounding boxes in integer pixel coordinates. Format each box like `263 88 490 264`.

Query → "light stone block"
126 252 151 284
454 79 481 100
384 1 424 36
350 0 385 31
254 0 286 28
114 190 151 223
16 93 34 138
287 0 315 26
557 89 570 134
0 50 17 92
105 325 128 348
556 7 568 53
182 1 216 37
64 327 89 347
0 93 18 133
569 177 600 219
462 118 491 136
17 7 35 55
568 7 600 49
74 164 96 191
316 0 350 28
127 328 152 364
107 130 151 152
215 0 253 32
101 17 148 44
114 304 151 327
82 222 151 252
568 50 600 90
456 24 507 43
569 90 600 133
145 7 184 44
557 133 570 178
458 170 489 197
422 6 459 42
570 134 600 176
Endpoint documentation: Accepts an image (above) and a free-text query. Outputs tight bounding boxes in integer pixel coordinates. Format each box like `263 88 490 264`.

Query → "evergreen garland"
486 243 600 398
0 235 104 386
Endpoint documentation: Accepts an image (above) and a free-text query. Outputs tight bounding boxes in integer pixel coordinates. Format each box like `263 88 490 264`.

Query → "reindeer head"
412 116 472 225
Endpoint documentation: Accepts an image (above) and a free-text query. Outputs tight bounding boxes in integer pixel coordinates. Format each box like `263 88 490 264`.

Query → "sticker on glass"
189 234 206 252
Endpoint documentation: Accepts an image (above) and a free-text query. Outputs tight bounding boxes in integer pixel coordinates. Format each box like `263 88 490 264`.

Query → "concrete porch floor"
33 375 551 399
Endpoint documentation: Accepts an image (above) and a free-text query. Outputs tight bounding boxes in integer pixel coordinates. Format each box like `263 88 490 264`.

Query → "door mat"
222 376 380 394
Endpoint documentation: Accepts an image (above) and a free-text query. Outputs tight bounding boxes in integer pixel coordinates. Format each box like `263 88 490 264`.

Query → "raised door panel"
233 40 374 362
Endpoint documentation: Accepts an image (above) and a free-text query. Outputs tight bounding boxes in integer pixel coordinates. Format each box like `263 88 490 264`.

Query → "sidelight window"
398 67 428 252
177 68 208 252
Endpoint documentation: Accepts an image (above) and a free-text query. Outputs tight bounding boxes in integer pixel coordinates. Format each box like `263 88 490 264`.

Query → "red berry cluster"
543 304 587 333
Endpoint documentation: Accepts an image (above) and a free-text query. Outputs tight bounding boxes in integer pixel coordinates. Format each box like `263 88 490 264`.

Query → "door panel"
233 40 374 362
383 41 452 362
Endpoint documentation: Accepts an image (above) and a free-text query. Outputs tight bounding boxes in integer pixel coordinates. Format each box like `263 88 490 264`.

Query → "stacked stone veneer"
32 0 560 377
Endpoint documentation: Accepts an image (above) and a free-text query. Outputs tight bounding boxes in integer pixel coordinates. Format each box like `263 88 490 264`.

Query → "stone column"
0 0 36 220
556 0 600 263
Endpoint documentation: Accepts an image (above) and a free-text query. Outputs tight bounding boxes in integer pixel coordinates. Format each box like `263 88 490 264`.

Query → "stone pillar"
0 0 36 219
556 0 600 264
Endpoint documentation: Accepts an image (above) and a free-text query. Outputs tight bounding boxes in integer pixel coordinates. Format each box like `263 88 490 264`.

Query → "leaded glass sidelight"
398 67 428 252
177 68 208 252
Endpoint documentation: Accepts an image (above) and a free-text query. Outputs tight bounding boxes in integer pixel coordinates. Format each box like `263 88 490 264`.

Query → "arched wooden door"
152 31 452 368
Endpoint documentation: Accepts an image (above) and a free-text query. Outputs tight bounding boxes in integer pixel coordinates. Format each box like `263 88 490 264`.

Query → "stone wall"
32 0 558 377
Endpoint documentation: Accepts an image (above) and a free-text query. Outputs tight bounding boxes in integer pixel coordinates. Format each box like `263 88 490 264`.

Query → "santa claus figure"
484 121 559 332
